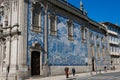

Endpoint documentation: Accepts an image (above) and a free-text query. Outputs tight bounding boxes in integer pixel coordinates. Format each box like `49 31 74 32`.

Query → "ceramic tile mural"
89 30 108 65
27 1 108 66
48 15 88 66
27 2 44 66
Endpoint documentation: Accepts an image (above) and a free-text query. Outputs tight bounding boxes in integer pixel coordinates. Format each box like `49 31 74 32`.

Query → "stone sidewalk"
26 70 120 80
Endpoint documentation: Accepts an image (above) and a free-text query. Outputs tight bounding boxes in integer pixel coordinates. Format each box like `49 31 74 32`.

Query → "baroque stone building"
0 0 111 80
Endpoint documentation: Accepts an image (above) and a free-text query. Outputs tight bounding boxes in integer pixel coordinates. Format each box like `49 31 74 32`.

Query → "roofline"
47 0 106 31
101 22 120 29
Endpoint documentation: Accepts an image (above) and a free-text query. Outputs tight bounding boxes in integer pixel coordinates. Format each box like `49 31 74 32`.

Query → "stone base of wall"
0 65 29 80
0 71 29 80
113 65 120 70
49 66 91 76
0 73 7 80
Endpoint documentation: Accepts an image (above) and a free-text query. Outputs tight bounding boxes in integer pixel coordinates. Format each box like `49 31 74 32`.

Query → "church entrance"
31 51 40 76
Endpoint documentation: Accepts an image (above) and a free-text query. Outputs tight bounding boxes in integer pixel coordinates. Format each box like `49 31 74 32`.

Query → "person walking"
104 66 107 72
72 68 76 76
64 67 69 78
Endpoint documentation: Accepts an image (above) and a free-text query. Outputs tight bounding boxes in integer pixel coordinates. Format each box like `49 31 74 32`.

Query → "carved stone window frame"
96 34 99 42
90 32 94 40
67 19 74 41
81 26 87 42
101 36 104 43
29 42 43 76
97 45 100 59
0 12 3 27
30 1 42 33
48 12 57 36
102 46 105 58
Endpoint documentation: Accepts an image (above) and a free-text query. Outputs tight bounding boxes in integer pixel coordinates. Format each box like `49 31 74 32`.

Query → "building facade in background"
102 22 120 69
0 0 118 80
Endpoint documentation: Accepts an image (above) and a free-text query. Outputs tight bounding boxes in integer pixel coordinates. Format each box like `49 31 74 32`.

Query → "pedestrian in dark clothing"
72 68 76 76
104 66 107 72
64 67 69 78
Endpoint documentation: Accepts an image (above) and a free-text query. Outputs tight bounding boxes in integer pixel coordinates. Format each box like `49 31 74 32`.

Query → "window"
49 13 57 36
110 47 112 52
101 37 104 43
0 15 3 27
81 26 87 42
90 32 93 40
111 46 113 52
117 47 119 53
102 47 104 58
67 19 74 41
0 16 2 22
97 46 100 59
113 47 115 52
96 35 99 41
31 2 42 33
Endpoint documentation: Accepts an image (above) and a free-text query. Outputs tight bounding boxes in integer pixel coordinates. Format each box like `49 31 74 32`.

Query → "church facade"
0 0 115 80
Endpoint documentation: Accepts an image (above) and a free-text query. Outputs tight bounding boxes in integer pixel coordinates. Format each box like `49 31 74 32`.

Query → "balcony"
109 40 119 45
110 52 120 56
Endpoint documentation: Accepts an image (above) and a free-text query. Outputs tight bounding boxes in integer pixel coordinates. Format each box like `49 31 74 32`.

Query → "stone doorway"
31 51 40 76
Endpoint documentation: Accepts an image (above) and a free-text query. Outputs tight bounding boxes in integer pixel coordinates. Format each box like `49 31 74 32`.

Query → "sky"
68 0 120 25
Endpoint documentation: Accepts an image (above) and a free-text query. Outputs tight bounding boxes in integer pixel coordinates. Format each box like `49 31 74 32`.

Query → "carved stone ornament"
11 35 18 40
30 41 42 50
6 36 10 41
67 19 73 27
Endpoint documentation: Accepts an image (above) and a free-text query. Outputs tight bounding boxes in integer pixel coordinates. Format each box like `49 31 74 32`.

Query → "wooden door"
31 51 40 76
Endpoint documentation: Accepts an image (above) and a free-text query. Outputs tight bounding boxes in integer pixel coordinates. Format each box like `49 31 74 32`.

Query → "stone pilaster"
0 42 3 74
86 29 92 68
9 35 18 73
0 43 2 66
17 0 28 79
44 3 48 76
4 36 11 71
